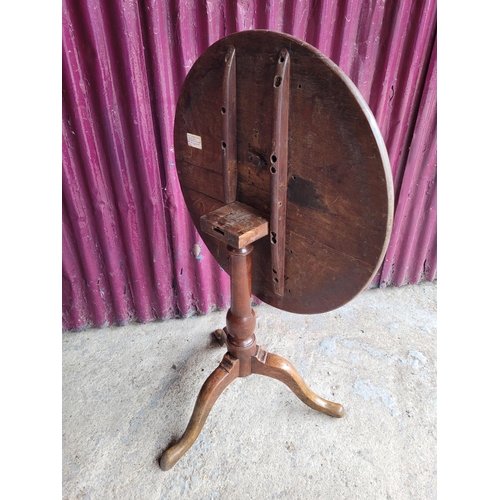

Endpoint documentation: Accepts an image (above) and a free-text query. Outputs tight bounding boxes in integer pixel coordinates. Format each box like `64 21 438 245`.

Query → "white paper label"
187 133 202 149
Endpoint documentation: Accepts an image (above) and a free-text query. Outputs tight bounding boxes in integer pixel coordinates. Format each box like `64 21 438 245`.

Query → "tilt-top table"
160 30 394 471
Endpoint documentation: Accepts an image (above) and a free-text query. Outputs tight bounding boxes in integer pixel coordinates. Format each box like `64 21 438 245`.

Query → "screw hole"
270 231 277 244
271 154 277 163
270 166 277 174
274 76 282 87
221 107 226 114
273 277 279 283
279 56 285 63
221 141 227 149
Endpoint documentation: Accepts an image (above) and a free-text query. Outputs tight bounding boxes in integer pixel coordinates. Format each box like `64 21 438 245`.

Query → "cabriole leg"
160 353 240 471
251 345 344 418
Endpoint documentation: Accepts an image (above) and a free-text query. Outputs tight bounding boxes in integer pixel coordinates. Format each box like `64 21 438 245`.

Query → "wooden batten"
222 45 237 204
270 49 290 296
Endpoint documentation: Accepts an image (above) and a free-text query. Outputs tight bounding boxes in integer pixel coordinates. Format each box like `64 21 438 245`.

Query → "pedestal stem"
228 245 253 321
226 245 256 348
225 245 257 374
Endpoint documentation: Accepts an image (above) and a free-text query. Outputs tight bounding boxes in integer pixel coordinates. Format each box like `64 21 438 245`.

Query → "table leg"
251 345 344 418
160 352 240 471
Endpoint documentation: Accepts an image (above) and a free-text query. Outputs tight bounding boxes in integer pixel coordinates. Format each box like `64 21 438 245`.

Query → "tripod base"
161 207 344 471
160 329 344 471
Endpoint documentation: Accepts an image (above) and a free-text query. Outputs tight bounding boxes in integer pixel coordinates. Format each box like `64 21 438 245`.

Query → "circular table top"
174 30 393 314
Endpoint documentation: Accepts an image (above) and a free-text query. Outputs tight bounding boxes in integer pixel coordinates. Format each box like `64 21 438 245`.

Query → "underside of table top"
174 30 394 314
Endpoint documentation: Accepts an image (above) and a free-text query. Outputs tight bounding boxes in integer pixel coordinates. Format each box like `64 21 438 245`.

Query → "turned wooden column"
224 245 257 376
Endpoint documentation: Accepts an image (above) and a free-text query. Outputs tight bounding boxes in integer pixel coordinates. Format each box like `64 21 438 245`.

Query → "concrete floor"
62 281 436 499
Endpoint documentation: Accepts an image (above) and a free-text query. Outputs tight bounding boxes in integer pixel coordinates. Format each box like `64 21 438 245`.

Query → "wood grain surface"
174 30 393 314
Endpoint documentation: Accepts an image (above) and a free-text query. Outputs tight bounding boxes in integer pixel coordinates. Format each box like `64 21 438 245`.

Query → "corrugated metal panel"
380 32 437 286
62 0 437 331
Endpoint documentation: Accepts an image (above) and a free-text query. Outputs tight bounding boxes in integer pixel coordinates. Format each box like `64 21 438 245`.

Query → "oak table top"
174 30 393 314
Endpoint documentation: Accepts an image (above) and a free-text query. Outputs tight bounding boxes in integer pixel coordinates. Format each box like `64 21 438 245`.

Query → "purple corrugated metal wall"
62 0 437 331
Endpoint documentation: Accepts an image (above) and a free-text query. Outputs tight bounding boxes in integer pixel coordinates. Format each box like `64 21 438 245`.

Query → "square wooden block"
200 201 269 248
